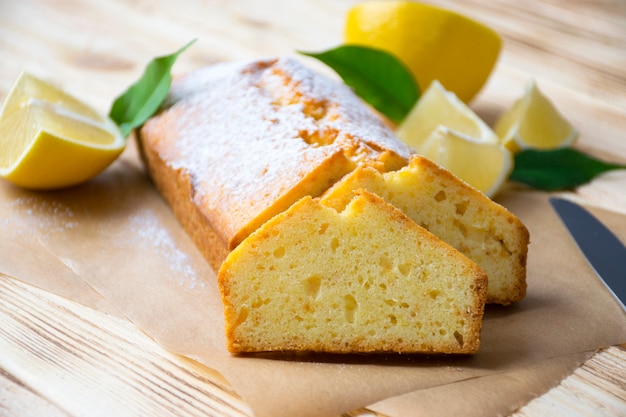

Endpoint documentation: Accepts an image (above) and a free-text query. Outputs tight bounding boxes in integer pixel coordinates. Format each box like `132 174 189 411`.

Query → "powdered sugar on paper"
128 209 203 289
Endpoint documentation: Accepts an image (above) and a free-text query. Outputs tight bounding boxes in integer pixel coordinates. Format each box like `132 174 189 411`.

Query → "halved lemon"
420 126 513 197
396 80 498 151
0 72 125 189
495 79 578 153
345 1 501 103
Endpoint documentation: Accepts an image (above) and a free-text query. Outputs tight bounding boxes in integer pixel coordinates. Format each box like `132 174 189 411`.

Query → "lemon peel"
345 0 501 103
396 80 498 150
0 72 125 189
495 79 578 153
395 80 511 197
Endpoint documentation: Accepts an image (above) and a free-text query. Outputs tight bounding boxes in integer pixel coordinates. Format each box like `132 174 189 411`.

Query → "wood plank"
0 368 70 417
511 346 626 417
0 1 625 416
0 274 251 417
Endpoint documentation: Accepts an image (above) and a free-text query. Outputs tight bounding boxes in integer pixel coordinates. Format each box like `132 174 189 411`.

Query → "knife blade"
549 197 626 311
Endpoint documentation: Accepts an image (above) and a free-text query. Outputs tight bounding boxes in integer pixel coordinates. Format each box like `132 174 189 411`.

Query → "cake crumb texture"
321 156 529 305
218 191 487 354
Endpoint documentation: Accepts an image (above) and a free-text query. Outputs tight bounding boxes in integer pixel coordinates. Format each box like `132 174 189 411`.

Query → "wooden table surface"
1 0 625 416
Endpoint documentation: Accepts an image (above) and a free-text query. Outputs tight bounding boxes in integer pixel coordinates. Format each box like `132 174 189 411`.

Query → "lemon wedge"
421 126 513 197
495 79 578 153
0 72 125 189
395 81 511 196
396 80 498 150
344 1 501 103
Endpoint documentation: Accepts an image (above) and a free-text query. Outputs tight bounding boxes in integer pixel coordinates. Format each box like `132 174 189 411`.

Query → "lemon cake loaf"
138 57 412 271
320 156 529 305
218 190 488 354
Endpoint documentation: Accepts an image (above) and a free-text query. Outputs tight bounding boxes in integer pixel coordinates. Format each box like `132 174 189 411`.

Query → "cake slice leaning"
320 155 530 305
218 190 488 354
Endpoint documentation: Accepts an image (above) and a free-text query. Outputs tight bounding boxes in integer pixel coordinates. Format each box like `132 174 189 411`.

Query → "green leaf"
300 45 419 123
109 39 196 137
510 148 626 190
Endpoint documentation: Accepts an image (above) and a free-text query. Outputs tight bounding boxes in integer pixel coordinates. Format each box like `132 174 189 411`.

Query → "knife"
549 197 626 311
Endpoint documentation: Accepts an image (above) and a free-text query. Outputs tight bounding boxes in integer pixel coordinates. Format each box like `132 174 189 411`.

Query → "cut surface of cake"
218 190 488 354
139 57 412 271
321 155 529 305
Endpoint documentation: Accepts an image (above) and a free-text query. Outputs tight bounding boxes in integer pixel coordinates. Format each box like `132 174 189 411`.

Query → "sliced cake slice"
320 155 529 305
218 190 488 354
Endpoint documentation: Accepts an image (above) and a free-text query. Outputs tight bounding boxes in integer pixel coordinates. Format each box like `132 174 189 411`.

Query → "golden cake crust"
137 132 230 271
138 57 412 270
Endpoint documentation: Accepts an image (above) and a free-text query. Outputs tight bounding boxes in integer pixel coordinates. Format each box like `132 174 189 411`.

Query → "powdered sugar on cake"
140 57 413 250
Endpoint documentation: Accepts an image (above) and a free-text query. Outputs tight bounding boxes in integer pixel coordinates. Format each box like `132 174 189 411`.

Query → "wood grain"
511 346 626 417
0 368 70 417
0 274 251 417
1 0 625 416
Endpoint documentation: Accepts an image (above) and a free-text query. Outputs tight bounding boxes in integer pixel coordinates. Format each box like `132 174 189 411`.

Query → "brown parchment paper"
1 141 625 417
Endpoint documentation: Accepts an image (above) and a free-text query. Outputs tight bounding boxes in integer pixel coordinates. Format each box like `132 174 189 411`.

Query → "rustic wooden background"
1 0 625 416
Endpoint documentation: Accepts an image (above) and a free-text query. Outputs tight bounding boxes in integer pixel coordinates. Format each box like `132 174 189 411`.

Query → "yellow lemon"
420 126 513 197
396 80 498 150
345 1 502 103
495 79 579 153
0 72 125 189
